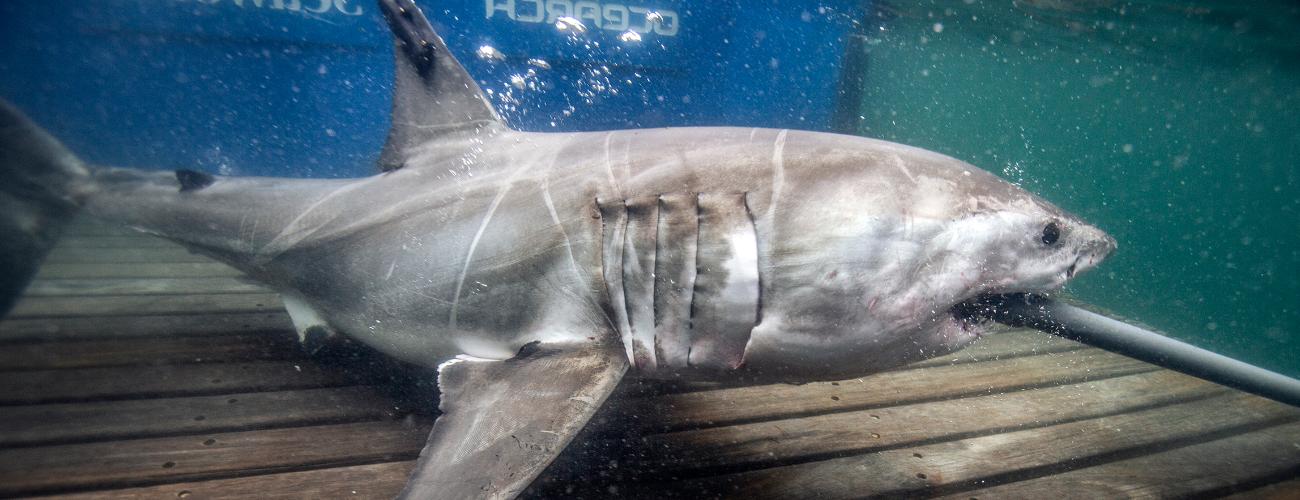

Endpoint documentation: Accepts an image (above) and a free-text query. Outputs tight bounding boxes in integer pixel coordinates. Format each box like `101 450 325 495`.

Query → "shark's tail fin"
0 100 94 316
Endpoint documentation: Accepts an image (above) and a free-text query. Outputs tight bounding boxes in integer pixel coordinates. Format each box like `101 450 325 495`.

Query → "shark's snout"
1068 226 1117 279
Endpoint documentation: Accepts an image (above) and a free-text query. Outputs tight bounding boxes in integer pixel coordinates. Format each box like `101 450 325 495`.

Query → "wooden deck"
1 218 1297 499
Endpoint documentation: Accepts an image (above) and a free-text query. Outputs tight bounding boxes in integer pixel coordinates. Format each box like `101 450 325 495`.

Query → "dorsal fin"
378 0 506 172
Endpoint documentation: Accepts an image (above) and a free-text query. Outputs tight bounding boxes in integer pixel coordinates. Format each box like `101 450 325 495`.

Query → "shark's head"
924 192 1117 343
740 134 1117 381
958 202 1117 295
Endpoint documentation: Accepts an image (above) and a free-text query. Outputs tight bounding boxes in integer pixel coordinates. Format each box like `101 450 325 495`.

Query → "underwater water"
0 1 1298 497
857 0 1300 377
2 0 1291 378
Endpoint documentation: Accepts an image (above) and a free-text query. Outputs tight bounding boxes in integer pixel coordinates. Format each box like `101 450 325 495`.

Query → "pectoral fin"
398 341 629 499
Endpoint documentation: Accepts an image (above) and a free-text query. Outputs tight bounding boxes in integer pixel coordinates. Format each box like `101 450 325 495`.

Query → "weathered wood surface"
0 361 355 404
56 461 416 499
647 392 1297 499
35 262 245 279
57 236 180 248
60 220 142 236
0 419 431 496
612 346 1152 433
606 370 1223 474
23 277 270 297
0 311 292 341
0 333 299 370
1221 478 1300 500
0 386 396 448
45 247 216 264
7 293 284 319
0 217 1296 499
943 420 1300 499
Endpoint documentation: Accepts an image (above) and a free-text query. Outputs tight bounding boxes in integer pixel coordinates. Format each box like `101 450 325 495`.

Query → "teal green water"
855 1 1299 376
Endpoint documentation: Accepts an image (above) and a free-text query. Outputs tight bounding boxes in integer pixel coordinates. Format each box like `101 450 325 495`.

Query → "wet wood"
945 420 1300 499
24 277 270 297
0 419 431 497
1220 478 1300 500
615 370 1225 473
57 460 416 499
61 220 140 236
46 247 217 264
0 386 396 448
0 361 354 405
0 333 300 370
57 236 180 248
35 262 245 279
0 312 292 341
651 392 1300 499
615 347 1152 433
7 293 284 319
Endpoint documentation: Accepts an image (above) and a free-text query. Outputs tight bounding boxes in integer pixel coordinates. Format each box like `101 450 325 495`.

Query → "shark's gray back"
78 124 1043 371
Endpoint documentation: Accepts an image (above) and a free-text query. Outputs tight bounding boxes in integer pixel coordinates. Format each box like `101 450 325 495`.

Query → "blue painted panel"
0 0 866 178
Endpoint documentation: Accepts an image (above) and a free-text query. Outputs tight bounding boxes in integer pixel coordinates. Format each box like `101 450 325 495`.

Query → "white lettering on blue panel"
485 0 679 37
192 0 362 16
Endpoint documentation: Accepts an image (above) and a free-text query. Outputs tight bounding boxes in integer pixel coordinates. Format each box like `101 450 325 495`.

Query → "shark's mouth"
948 293 1025 338
948 308 992 337
952 292 1074 339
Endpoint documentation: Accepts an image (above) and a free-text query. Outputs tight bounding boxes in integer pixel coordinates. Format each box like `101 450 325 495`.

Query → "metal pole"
980 294 1300 408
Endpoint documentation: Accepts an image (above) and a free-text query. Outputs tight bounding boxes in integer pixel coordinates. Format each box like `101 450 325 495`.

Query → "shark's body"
0 1 1136 497
87 125 1110 381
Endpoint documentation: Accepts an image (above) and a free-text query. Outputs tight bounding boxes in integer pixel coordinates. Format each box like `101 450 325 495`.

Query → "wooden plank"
6 293 284 319
0 312 293 341
0 333 300 371
61 224 140 237
35 262 245 279
46 247 216 264
0 386 397 448
23 277 270 297
1220 478 1300 499
614 347 1153 434
0 419 431 496
57 236 179 249
645 392 1299 499
57 461 415 500
602 370 1226 474
0 361 355 404
944 420 1300 499
616 330 1081 398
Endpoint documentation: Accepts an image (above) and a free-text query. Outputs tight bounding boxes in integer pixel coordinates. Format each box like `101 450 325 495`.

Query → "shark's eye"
1041 222 1061 246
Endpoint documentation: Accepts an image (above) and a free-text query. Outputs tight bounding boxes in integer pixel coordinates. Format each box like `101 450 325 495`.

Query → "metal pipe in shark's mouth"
956 293 1300 408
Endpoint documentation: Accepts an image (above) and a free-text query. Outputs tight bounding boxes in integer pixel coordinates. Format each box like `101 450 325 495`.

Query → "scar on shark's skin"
767 128 788 219
449 160 535 331
258 177 377 263
891 154 917 184
602 131 621 198
541 170 618 333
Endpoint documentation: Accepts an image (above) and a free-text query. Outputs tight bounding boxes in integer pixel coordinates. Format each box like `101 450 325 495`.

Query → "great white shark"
1 1 1297 498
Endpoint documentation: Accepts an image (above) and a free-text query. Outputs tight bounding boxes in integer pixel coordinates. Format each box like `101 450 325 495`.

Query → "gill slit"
685 192 702 369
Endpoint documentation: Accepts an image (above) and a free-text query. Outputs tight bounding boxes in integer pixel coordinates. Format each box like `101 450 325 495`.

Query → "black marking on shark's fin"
515 339 543 359
378 0 507 172
175 169 214 192
0 100 91 317
398 341 627 499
